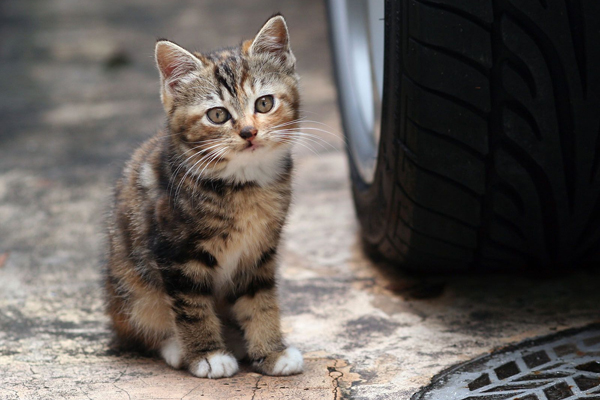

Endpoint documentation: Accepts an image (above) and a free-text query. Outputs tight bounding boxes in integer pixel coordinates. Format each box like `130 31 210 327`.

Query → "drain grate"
412 325 600 400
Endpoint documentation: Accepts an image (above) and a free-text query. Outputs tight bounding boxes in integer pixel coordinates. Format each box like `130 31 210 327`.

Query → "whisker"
174 149 220 202
271 131 339 151
187 138 223 145
271 117 337 132
272 128 336 138
198 148 228 177
273 126 346 143
169 142 225 198
168 139 224 170
289 140 320 155
192 147 228 198
156 133 223 145
194 148 228 191
172 141 223 163
272 132 332 151
171 144 212 167
169 151 202 198
269 118 308 129
269 122 301 130
273 137 319 155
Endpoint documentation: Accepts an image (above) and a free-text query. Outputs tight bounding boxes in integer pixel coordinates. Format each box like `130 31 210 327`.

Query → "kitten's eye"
255 95 274 113
207 107 231 124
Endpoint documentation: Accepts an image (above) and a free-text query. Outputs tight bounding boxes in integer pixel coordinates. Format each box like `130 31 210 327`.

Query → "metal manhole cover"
412 324 600 400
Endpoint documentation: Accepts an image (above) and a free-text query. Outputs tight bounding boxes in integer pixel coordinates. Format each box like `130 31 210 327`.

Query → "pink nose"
240 126 258 140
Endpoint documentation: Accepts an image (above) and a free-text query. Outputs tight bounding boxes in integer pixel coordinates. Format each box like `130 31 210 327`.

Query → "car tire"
327 0 600 271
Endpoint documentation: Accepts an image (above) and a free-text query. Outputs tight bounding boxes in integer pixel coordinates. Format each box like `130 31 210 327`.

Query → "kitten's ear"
155 40 203 111
247 15 294 64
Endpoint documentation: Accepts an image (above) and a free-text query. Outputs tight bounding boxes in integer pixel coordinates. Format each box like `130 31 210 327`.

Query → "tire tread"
334 0 600 271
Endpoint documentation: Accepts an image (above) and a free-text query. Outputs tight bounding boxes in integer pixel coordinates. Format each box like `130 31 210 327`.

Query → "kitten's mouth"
242 141 261 152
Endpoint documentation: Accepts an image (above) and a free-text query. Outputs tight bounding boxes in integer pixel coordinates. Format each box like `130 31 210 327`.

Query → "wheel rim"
329 0 385 185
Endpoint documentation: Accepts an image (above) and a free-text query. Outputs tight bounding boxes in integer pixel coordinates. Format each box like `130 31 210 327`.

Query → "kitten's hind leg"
105 264 172 352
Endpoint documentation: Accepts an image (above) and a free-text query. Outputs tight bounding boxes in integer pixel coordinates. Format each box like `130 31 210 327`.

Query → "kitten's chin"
218 143 291 186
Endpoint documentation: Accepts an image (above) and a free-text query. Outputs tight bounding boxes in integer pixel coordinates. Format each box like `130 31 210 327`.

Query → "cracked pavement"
1 0 600 399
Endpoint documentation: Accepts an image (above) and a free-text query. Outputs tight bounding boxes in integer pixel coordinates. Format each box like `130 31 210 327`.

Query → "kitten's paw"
255 347 304 376
190 352 239 379
160 337 183 369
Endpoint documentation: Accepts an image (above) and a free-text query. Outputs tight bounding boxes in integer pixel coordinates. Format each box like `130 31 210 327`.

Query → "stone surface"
1 1 600 399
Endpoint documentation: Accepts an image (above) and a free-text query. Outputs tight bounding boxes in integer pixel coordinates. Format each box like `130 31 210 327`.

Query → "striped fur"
104 15 303 378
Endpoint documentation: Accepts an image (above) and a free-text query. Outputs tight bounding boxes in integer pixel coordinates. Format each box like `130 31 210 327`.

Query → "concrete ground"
1 1 600 399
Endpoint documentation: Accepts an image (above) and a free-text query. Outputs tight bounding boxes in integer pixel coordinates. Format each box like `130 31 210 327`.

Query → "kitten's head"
155 14 299 185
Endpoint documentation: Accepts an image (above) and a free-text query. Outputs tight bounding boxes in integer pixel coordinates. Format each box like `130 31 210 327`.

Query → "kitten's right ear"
155 40 203 111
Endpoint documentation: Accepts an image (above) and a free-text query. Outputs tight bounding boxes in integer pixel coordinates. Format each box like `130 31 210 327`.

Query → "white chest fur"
218 145 291 187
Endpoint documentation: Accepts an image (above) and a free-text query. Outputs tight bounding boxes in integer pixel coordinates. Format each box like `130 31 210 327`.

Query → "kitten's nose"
240 126 258 141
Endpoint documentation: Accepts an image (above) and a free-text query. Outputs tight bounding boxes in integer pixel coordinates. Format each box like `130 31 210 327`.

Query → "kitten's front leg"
229 256 303 376
161 263 239 378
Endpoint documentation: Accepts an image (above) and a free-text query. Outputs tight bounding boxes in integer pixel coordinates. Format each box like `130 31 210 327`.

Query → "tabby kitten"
104 15 303 378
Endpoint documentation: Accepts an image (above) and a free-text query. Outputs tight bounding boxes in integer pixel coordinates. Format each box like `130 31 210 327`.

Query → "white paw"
272 347 304 376
160 337 183 369
191 352 239 379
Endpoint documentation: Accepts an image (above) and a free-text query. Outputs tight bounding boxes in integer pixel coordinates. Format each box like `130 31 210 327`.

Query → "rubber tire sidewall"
331 0 403 262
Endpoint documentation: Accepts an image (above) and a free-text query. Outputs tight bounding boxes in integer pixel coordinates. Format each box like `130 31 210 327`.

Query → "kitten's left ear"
247 14 295 66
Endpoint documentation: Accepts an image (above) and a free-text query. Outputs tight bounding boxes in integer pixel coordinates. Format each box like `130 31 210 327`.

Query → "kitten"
104 14 303 378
